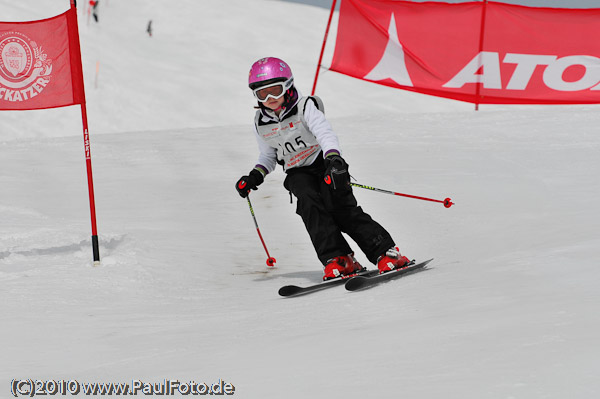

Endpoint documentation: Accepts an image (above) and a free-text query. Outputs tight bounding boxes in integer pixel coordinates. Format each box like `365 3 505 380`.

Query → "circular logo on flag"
0 34 33 80
0 31 53 103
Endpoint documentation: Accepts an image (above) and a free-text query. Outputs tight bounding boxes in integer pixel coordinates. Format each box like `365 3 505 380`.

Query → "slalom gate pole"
246 196 276 267
475 0 489 111
351 183 454 208
71 0 101 265
81 104 101 265
311 0 337 95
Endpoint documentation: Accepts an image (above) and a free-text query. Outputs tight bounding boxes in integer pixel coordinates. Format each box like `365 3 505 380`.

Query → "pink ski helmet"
248 57 293 89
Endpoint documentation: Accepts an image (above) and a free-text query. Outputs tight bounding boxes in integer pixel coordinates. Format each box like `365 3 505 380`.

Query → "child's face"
263 96 285 111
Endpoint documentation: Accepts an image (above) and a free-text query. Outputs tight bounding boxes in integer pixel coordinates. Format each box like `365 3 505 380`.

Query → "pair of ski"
278 258 433 297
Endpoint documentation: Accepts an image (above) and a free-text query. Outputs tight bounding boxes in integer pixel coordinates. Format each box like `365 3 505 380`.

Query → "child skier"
236 57 409 280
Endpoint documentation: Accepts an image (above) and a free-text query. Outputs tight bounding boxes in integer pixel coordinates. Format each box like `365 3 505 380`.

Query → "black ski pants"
284 155 395 265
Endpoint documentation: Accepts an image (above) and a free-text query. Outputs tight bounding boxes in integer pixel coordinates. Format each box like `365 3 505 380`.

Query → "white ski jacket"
253 95 341 175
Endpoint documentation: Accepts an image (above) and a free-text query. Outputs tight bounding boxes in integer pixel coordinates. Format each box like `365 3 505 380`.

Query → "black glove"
235 169 264 198
324 154 351 191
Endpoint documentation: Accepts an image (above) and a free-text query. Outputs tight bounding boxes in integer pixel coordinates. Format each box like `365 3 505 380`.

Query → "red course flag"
330 0 600 105
0 7 84 110
1 3 100 265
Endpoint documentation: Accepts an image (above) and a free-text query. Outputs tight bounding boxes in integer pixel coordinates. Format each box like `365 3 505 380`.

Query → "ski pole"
246 195 277 267
351 182 454 208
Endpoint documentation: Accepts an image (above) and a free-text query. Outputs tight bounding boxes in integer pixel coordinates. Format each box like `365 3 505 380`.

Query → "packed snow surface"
1 1 599 398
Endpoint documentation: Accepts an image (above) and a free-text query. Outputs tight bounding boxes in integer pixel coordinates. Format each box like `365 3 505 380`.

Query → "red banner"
0 8 85 110
331 0 600 104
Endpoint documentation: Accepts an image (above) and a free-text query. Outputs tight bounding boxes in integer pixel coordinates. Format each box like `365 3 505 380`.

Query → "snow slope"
1 1 599 398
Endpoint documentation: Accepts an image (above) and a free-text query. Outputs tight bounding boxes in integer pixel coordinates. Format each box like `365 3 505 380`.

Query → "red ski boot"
323 253 364 280
377 247 410 274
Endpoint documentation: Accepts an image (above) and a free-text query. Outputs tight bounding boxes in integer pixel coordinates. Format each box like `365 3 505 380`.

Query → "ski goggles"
252 79 293 102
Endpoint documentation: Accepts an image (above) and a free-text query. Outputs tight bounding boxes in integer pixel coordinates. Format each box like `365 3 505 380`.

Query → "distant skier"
236 57 410 280
147 20 153 37
90 0 99 22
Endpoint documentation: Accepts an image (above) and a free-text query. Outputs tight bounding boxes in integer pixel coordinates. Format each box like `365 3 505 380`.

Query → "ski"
278 269 379 297
344 258 433 292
